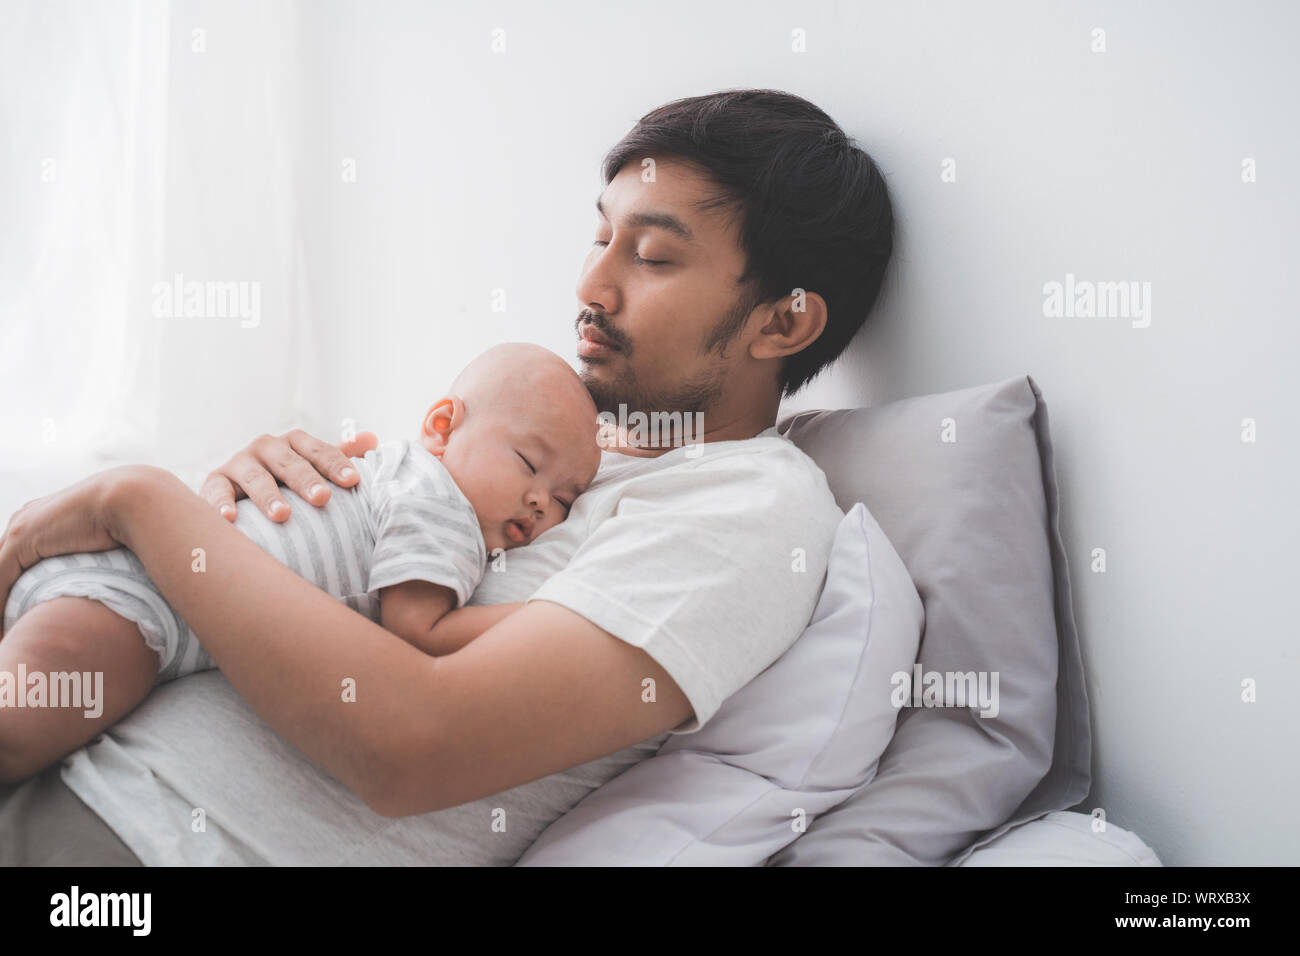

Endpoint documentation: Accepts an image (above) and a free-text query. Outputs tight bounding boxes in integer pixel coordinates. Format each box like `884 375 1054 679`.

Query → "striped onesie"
2 438 488 683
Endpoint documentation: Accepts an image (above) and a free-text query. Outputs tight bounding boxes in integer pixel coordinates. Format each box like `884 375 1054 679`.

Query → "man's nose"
576 249 621 315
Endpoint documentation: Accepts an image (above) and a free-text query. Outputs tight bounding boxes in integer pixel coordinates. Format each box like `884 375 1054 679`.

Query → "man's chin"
576 349 622 367
577 359 612 382
579 369 624 413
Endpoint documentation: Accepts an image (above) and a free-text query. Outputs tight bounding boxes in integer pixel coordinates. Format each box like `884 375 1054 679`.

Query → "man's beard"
581 362 725 423
577 293 754 421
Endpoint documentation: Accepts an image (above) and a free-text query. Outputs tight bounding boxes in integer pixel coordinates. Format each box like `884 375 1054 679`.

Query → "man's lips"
578 325 619 358
580 324 615 346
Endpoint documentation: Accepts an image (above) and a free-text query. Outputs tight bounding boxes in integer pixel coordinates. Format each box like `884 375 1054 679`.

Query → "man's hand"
0 465 146 636
200 428 379 523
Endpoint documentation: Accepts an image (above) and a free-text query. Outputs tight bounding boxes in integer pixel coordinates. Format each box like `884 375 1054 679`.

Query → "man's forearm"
106 466 442 809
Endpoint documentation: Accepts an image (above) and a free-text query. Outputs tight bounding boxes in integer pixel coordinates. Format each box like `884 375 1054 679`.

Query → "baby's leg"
0 596 158 784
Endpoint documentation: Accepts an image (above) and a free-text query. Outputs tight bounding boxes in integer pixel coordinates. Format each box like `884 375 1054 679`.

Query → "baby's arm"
378 580 458 656
379 585 525 657
425 601 525 655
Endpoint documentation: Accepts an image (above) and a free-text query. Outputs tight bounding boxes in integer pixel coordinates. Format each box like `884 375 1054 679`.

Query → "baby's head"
419 343 601 553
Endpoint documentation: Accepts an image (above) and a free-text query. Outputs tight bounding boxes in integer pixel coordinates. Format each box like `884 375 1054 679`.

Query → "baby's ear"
422 398 458 438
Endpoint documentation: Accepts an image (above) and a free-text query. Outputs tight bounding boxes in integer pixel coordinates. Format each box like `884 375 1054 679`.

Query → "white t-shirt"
60 425 844 865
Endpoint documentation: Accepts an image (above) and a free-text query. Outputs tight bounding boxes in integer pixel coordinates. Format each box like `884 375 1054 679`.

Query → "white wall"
2 0 1294 864
292 0 1298 865
785 0 1299 867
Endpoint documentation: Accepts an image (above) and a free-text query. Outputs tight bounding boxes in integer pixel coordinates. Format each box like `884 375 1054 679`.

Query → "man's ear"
421 395 466 455
748 289 828 361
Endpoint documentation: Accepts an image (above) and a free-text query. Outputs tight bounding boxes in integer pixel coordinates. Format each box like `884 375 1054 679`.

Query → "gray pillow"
516 503 923 866
767 375 1090 866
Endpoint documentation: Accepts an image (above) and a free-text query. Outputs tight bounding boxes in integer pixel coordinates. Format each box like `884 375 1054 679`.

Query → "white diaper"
2 548 216 683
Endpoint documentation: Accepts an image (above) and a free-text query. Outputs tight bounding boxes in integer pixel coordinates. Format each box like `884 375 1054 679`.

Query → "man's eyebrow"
595 196 694 242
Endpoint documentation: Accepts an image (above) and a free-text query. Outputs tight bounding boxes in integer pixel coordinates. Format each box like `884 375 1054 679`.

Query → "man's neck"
599 408 778 458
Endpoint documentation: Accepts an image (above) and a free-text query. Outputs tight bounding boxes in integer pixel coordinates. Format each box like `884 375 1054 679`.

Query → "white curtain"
0 0 322 514
0 0 169 464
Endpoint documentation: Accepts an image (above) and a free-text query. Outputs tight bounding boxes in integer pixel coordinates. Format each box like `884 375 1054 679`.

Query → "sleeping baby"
0 341 601 775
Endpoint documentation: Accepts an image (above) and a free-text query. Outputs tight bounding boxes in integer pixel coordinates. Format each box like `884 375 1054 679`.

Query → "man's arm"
379 597 693 816
108 467 692 816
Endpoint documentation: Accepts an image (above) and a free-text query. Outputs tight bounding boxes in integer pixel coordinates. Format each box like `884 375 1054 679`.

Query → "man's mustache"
576 309 629 352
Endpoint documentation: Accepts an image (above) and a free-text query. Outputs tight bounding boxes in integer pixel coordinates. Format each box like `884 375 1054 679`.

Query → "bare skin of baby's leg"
0 596 159 784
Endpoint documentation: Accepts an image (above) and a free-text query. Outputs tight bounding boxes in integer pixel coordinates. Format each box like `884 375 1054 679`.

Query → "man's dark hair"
601 89 894 398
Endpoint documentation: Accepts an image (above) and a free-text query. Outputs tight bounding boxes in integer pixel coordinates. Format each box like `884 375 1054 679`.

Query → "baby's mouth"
505 520 528 544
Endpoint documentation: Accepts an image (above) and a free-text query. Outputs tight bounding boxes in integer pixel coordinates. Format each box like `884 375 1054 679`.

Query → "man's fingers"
0 524 31 638
336 430 378 461
233 434 322 521
0 542 14 638
280 428 366 493
237 461 292 521
199 473 241 522
199 429 359 526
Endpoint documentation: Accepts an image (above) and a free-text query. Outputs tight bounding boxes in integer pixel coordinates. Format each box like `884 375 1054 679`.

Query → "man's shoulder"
608 430 841 521
674 430 833 489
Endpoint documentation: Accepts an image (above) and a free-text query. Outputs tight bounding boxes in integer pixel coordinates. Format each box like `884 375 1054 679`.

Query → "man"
0 89 893 865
